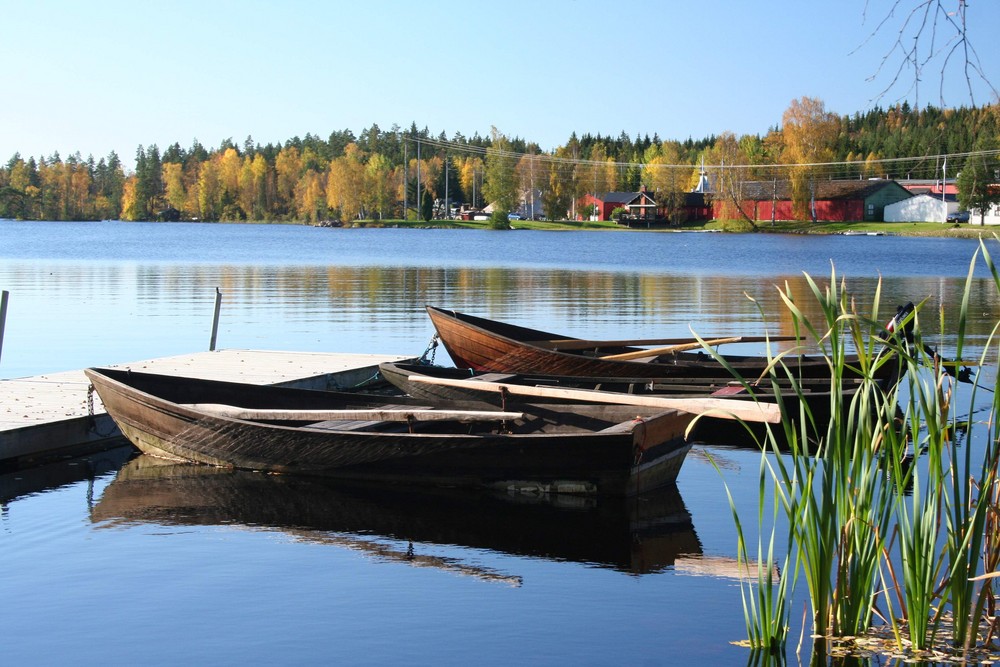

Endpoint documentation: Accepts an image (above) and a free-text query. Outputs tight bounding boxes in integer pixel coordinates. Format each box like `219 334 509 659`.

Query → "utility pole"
771 177 777 226
942 158 948 223
403 141 407 220
530 155 535 221
810 177 817 223
444 157 449 219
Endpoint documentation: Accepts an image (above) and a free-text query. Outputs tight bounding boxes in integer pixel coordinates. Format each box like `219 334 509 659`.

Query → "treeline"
0 105 996 223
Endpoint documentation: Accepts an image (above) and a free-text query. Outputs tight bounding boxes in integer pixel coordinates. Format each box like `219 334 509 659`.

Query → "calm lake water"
1 220 998 665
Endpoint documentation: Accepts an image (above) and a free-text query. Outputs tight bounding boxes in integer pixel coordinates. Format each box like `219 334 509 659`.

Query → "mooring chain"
86 383 117 437
418 334 439 365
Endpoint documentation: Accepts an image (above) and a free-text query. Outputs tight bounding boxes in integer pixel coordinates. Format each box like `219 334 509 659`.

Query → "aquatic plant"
714 239 1000 661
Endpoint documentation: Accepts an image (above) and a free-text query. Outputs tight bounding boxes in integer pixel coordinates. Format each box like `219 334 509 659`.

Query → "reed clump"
711 239 1000 664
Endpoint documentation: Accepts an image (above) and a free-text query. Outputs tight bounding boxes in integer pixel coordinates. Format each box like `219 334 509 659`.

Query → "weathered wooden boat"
425 305 903 382
378 361 842 444
92 455 702 576
380 361 850 408
85 367 695 496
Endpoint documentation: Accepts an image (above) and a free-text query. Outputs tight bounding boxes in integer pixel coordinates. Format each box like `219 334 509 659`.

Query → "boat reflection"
92 455 704 579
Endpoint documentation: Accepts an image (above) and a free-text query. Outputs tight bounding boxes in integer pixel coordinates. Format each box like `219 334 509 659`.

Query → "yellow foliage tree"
781 96 839 220
218 148 242 205
326 143 366 221
295 170 325 223
642 142 689 224
120 177 142 221
162 162 187 213
198 160 221 221
364 152 394 219
456 156 484 209
275 146 302 216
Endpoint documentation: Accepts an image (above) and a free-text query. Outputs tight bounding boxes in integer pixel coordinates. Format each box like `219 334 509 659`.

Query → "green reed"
714 241 1000 659
941 241 1000 652
708 446 795 655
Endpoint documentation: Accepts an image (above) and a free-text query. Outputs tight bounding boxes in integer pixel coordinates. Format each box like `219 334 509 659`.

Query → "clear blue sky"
3 0 997 168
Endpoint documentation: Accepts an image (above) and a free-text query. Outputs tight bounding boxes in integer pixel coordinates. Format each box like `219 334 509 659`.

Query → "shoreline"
5 217 997 239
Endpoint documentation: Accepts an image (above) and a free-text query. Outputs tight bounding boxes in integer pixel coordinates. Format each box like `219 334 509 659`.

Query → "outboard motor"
882 301 915 342
882 301 974 384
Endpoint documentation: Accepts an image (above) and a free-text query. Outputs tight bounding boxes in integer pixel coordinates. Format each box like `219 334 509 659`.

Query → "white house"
970 202 1000 225
883 193 958 222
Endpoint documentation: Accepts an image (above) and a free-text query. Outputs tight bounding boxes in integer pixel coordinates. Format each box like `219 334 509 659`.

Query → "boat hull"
86 367 692 496
426 305 890 381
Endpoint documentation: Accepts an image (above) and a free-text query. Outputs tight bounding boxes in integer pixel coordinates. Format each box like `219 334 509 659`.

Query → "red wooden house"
578 189 658 221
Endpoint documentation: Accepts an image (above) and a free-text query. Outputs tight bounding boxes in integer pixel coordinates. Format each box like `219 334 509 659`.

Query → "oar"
186 404 525 422
409 376 782 424
600 337 744 361
530 335 800 351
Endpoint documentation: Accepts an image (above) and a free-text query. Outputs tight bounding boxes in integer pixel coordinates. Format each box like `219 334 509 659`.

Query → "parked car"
947 210 971 223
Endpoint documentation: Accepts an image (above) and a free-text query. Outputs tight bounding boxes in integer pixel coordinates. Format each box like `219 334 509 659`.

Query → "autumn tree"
274 146 302 217
239 154 269 220
455 156 484 209
483 127 518 225
326 143 366 221
4 155 43 219
162 162 187 213
218 147 243 218
515 152 545 220
706 132 758 226
642 142 691 225
541 149 574 221
364 153 395 219
294 169 326 223
782 97 839 220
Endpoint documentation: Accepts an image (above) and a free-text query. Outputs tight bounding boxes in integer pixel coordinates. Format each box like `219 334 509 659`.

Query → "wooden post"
209 288 222 351
0 290 8 365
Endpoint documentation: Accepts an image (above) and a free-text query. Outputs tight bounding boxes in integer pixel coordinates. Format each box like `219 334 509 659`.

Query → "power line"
406 135 1000 174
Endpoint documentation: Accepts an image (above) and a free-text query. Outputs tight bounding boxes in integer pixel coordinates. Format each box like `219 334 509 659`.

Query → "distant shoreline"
6 217 997 239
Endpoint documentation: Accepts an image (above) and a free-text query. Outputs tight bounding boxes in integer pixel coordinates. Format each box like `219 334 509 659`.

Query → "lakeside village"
444 168 999 228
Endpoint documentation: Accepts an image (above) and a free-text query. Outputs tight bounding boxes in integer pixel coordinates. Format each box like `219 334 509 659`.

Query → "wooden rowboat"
425 305 901 382
379 361 850 409
85 367 695 496
378 361 861 445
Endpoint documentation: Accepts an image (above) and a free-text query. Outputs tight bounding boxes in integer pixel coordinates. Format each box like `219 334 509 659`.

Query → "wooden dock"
0 349 413 467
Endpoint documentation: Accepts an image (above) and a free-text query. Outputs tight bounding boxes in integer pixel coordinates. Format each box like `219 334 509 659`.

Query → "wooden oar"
530 335 800 351
186 404 525 422
409 376 782 424
600 337 744 361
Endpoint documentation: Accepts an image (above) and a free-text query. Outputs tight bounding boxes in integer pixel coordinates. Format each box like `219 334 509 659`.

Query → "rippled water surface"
0 220 997 664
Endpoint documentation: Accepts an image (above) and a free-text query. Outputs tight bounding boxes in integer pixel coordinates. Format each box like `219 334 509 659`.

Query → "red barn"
712 179 913 222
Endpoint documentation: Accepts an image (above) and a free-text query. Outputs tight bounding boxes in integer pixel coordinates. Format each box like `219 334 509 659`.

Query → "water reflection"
0 445 134 505
92 455 704 577
3 260 996 379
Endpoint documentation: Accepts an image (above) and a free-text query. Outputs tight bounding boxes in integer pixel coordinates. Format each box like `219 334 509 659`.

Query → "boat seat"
306 402 418 432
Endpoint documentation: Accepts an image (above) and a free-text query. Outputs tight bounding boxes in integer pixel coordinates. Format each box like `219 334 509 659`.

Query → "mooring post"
209 287 222 351
0 290 8 365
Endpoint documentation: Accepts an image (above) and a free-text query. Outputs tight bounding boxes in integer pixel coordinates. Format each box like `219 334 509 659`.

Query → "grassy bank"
322 217 994 237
